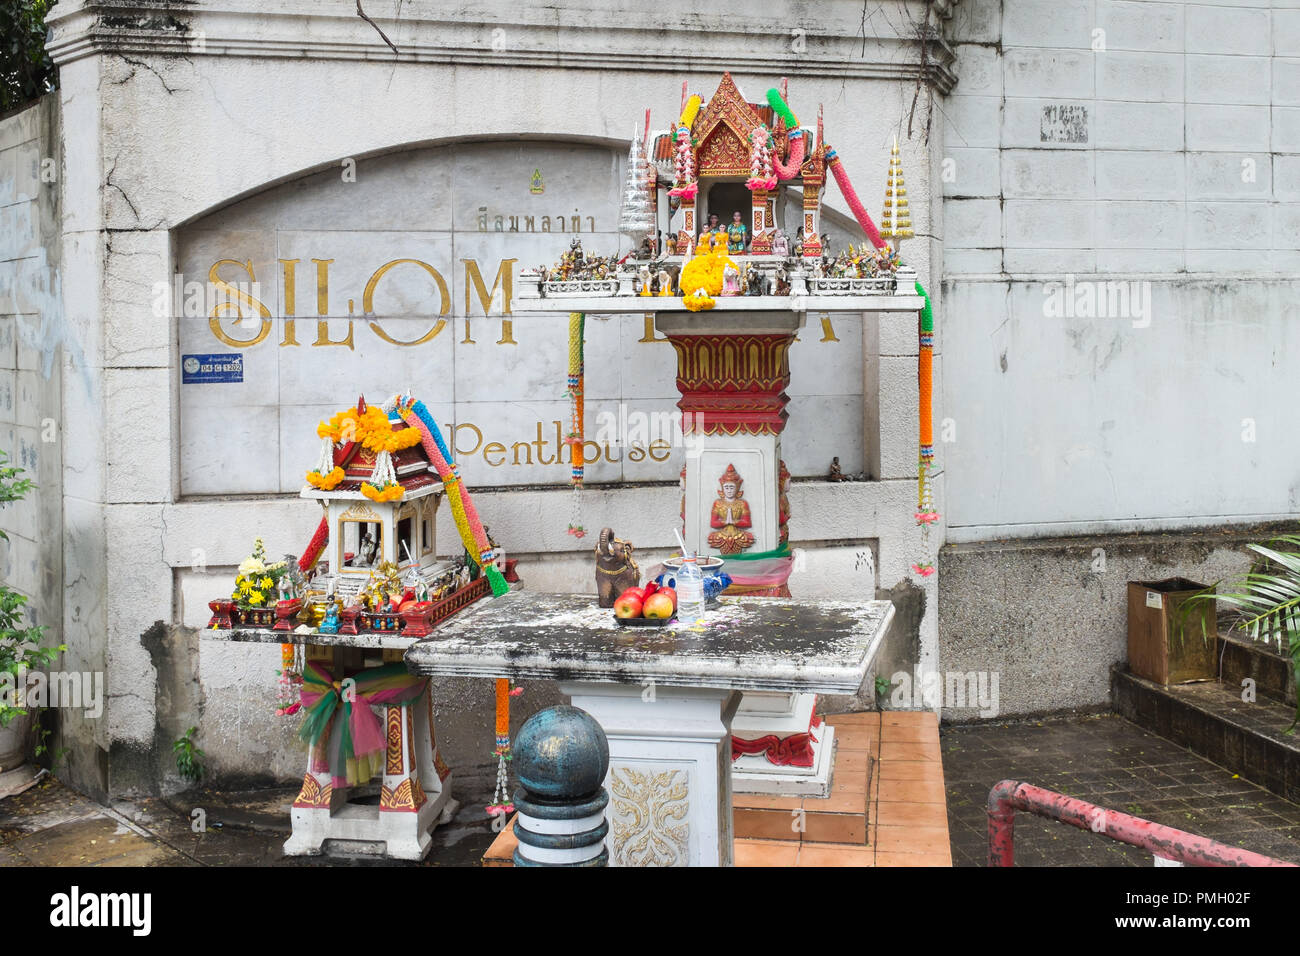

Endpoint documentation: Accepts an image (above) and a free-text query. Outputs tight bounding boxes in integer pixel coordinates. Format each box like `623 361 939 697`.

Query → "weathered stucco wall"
0 95 67 765
35 0 957 794
944 0 1300 537
938 525 1275 718
935 0 1300 717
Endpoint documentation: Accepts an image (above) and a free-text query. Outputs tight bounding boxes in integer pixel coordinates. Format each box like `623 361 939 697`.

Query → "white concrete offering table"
404 591 895 867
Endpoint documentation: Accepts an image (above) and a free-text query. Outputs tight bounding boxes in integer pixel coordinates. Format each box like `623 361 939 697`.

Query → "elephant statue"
595 527 640 608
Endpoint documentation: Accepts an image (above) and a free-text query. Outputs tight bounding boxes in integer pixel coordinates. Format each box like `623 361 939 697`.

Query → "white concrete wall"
944 0 1300 540
0 96 64 705
35 0 956 791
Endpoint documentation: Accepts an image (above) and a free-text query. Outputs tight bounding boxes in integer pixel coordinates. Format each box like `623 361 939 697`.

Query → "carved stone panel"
608 764 692 867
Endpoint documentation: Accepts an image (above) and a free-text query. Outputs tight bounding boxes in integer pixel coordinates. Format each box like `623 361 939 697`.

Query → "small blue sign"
182 353 244 384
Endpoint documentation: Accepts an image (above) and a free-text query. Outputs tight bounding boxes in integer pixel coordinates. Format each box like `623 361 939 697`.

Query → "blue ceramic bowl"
654 569 732 601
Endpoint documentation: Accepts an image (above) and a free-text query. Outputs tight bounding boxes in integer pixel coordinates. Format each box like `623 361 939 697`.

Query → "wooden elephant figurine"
595 527 640 608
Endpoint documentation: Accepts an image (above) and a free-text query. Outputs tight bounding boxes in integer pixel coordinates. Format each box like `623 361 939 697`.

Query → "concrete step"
1112 665 1300 803
1218 629 1295 708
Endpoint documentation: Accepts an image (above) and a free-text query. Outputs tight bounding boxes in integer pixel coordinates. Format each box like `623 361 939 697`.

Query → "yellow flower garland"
311 403 421 495
361 481 405 503
316 406 421 454
678 243 735 311
683 290 716 311
306 466 345 490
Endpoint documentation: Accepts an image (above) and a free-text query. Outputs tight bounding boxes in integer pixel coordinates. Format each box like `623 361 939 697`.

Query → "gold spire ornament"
879 135 913 247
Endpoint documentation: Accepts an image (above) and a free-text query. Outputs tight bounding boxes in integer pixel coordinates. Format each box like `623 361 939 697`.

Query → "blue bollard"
512 705 610 867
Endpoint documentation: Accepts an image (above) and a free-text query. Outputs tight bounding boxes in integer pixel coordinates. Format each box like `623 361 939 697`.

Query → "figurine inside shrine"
727 210 748 252
707 463 756 555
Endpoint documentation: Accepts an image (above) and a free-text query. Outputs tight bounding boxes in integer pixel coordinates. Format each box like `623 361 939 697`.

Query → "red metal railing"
988 780 1297 868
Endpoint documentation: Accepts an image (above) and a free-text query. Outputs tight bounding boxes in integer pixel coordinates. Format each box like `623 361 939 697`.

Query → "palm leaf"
1181 534 1300 730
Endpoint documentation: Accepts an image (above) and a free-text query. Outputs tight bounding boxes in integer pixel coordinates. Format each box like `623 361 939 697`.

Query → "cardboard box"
1127 578 1218 685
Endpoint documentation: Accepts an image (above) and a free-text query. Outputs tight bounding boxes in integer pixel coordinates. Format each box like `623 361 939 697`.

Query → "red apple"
642 592 675 619
656 587 677 610
614 592 644 619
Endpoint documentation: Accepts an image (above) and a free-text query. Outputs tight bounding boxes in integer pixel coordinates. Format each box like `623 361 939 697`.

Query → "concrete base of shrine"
284 787 458 861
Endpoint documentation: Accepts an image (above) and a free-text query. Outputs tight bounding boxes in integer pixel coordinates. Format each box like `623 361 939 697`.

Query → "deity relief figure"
707 463 756 555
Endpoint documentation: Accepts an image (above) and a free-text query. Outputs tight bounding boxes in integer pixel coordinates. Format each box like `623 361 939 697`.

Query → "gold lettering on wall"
453 422 483 458
201 252 850 357
363 259 450 346
462 258 518 346
279 258 300 346
207 259 272 347
310 258 354 349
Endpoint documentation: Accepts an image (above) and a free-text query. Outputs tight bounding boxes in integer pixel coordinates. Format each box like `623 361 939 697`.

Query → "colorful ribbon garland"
297 516 329 576
392 395 515 814
395 397 508 598
826 147 887 251
297 661 429 789
766 88 807 182
913 282 939 577
565 312 586 538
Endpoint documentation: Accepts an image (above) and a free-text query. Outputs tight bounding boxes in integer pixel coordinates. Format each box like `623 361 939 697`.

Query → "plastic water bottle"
676 556 706 625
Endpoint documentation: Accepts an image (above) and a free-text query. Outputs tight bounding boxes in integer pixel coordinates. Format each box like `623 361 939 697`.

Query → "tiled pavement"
734 710 950 867
942 713 1300 867
485 709 951 866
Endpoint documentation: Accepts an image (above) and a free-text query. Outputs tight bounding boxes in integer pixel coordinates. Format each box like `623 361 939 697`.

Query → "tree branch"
357 1 400 54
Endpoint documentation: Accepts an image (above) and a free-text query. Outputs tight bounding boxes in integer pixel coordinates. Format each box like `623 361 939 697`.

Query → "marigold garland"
487 677 515 816
316 405 421 455
361 481 404 503
683 290 716 311
305 466 345 490
679 240 735 311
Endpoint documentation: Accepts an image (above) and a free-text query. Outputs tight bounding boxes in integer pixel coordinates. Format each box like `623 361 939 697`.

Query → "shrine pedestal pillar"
560 682 739 867
284 680 457 861
656 310 835 797
658 311 795 559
